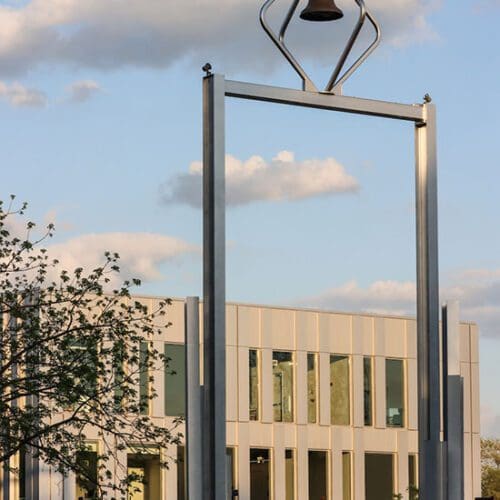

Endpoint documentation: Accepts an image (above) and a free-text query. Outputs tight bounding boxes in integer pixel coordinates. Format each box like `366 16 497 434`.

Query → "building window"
19 447 26 500
177 446 186 500
386 359 405 427
308 450 329 500
75 444 98 500
273 351 294 422
164 343 186 417
408 454 418 500
250 448 271 500
307 353 318 424
226 448 236 500
342 452 352 500
365 453 394 500
68 338 98 404
249 350 259 421
139 341 150 415
363 357 373 426
127 446 161 500
330 355 350 425
113 340 125 410
285 449 295 500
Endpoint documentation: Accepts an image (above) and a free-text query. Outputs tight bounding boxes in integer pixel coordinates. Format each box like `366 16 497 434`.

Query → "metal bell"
300 0 344 21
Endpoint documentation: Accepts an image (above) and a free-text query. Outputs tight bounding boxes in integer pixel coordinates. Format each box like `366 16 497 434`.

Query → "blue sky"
0 0 499 436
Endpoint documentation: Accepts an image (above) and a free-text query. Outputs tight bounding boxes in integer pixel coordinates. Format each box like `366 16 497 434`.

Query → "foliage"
0 197 180 496
393 485 418 499
482 438 500 499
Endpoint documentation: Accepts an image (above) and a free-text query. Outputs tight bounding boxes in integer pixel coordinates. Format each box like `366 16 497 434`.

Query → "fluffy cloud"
161 151 359 208
66 79 101 103
46 232 198 283
0 0 439 77
304 280 416 316
0 81 46 107
301 269 500 339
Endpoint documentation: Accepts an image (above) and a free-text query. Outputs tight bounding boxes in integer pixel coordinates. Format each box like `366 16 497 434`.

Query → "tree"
482 438 500 499
0 197 181 497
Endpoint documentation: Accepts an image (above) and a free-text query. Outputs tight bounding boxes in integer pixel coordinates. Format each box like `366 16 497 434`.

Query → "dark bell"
300 0 344 21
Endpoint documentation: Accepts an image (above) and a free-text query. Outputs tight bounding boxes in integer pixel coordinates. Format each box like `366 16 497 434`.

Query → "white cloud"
161 151 359 208
0 80 46 107
300 268 500 339
66 79 101 103
303 279 416 316
0 0 440 76
46 232 198 284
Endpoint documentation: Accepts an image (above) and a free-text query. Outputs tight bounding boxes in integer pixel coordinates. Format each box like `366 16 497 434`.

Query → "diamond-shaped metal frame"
260 0 381 94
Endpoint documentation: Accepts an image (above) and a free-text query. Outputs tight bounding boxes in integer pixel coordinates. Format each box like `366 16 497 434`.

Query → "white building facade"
2 297 481 500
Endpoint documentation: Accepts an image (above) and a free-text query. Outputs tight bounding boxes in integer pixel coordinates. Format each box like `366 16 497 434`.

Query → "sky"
0 0 499 437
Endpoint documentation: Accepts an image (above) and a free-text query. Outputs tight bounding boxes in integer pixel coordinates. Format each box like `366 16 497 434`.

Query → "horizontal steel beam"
225 80 425 123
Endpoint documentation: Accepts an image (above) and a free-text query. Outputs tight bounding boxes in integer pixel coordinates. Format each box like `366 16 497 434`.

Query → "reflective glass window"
307 353 318 424
249 350 259 421
386 359 405 427
273 351 294 422
330 355 350 425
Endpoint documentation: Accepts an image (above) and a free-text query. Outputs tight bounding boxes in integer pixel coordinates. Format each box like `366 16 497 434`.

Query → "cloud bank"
301 269 500 339
0 81 46 107
0 0 439 76
161 151 359 208
46 232 198 283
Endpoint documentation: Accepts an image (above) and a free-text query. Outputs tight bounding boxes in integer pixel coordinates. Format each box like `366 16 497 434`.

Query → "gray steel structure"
202 74 227 500
202 75 444 500
185 297 202 500
443 301 465 500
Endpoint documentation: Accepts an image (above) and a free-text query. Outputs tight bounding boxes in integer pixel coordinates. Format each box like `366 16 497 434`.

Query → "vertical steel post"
202 73 227 500
415 103 445 500
442 301 464 500
185 297 203 500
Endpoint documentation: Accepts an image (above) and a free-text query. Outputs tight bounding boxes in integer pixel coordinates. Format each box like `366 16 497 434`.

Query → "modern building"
2 296 481 500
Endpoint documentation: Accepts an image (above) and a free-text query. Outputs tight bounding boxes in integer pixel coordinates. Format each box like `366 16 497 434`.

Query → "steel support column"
415 103 445 500
202 73 227 500
443 301 464 500
185 297 203 500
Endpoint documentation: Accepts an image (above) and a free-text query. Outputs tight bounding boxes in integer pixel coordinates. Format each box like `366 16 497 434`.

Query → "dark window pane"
164 343 186 417
365 453 394 500
308 450 328 500
226 448 235 500
285 449 295 500
342 452 352 500
250 448 271 500
363 357 373 426
76 449 98 499
386 359 405 427
177 446 186 500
